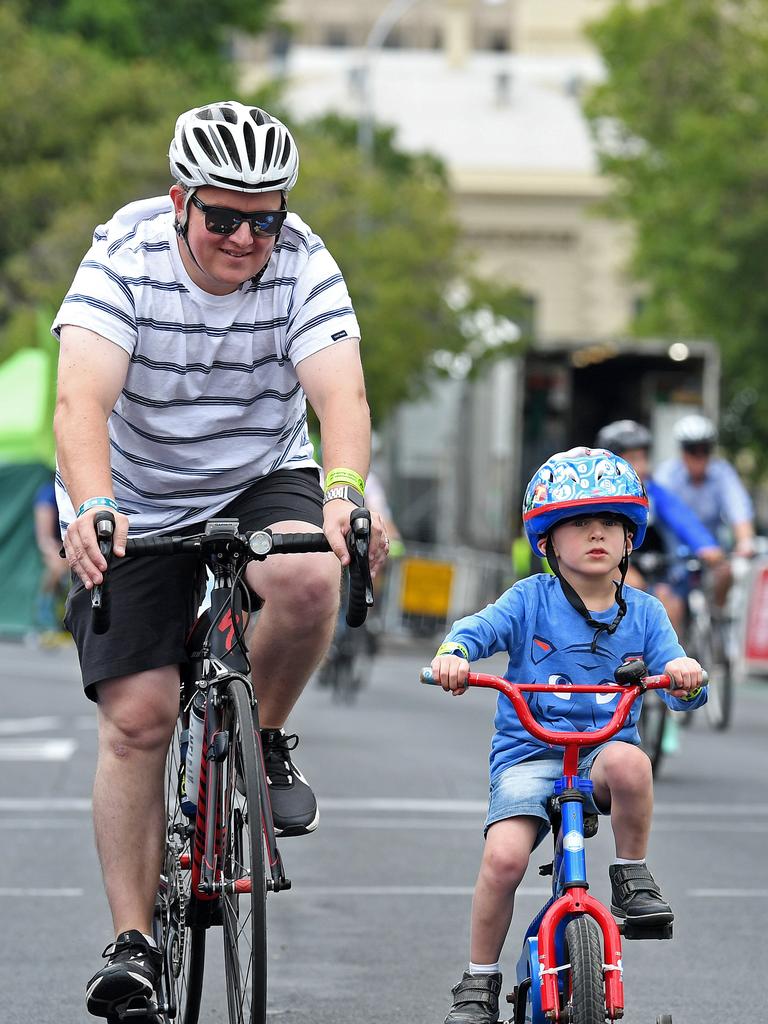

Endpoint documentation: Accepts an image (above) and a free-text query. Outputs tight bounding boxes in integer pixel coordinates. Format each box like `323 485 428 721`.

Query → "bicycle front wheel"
154 718 206 1024
564 917 606 1024
638 692 667 777
704 616 733 730
221 677 268 1024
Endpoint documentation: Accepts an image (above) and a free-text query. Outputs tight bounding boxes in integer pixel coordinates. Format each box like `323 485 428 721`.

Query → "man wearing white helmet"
655 413 755 556
52 100 387 1017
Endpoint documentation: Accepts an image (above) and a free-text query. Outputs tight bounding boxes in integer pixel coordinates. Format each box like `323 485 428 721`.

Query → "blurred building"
236 1 715 553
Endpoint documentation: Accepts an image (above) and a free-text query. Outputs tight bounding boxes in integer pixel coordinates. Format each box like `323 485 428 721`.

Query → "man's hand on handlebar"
64 509 129 589
664 656 704 698
430 654 470 696
322 500 388 575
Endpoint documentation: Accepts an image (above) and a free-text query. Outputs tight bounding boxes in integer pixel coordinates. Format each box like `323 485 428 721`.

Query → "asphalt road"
0 636 765 1024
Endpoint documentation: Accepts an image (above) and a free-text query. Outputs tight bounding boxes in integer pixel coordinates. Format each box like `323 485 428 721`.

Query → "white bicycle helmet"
169 101 299 193
674 413 717 446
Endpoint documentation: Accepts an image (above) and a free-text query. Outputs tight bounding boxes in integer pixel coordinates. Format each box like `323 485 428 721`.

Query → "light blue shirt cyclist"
655 414 754 555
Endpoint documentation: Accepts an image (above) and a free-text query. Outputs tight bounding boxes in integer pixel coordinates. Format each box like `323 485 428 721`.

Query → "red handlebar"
420 668 673 747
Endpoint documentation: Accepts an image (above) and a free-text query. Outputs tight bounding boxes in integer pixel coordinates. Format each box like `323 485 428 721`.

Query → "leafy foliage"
291 115 526 421
0 5 525 424
14 0 277 73
584 0 768 468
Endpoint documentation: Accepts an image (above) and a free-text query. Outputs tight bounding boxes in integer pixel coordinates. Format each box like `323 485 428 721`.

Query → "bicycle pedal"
112 996 161 1022
584 813 599 838
538 861 554 876
619 918 674 940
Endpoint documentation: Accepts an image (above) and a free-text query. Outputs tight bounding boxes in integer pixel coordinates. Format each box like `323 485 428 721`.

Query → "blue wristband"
77 496 118 517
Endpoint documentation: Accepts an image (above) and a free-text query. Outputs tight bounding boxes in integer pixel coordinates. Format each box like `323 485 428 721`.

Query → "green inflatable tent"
0 339 58 636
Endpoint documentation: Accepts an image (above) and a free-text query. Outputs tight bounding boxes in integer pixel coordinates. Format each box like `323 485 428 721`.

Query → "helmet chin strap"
174 188 278 288
545 526 630 653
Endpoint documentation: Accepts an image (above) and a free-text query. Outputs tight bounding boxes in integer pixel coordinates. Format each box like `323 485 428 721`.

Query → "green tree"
15 0 277 75
584 0 768 470
0 4 209 353
292 115 526 422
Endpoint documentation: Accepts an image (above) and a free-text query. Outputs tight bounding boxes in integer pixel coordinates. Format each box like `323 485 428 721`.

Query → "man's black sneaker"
261 728 319 836
444 971 502 1024
86 929 162 1018
609 863 674 923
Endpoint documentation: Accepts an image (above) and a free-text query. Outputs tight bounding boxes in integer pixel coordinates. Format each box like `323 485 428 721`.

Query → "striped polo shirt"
53 196 360 535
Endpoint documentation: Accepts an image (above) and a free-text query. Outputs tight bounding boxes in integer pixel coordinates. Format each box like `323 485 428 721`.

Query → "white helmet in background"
169 101 299 194
674 413 717 447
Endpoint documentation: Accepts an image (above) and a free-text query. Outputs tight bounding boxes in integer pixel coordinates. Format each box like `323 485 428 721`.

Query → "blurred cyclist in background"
655 414 755 606
32 477 69 640
596 420 723 636
655 414 755 556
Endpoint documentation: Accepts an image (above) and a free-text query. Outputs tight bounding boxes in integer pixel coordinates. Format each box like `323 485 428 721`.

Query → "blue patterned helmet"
522 447 648 555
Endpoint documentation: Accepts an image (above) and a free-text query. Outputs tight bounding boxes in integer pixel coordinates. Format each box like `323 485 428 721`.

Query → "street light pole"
356 0 422 161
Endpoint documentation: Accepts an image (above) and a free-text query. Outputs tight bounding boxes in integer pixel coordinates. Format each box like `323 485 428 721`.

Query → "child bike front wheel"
564 917 606 1024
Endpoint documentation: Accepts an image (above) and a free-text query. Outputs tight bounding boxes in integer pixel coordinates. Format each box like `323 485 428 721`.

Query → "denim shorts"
485 742 615 850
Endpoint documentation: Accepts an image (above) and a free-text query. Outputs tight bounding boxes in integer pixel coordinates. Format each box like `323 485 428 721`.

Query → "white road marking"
0 739 77 761
0 888 83 897
0 717 60 734
0 798 91 811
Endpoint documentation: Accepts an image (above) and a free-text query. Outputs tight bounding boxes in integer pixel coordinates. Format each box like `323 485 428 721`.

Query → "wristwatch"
322 484 365 508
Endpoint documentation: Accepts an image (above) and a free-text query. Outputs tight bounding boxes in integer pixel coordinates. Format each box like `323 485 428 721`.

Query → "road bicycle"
635 550 732 732
91 509 373 1024
315 595 373 703
420 658 705 1024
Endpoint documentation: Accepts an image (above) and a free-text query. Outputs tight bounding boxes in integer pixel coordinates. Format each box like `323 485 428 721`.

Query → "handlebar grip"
125 534 191 556
345 508 373 627
91 512 115 635
269 533 331 553
346 566 369 628
420 667 438 685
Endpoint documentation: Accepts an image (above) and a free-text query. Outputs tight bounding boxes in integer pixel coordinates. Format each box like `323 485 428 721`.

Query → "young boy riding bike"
430 447 707 1024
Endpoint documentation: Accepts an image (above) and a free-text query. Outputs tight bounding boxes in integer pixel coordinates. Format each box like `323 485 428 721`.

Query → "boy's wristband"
77 496 118 517
324 468 365 495
679 686 703 702
435 641 470 660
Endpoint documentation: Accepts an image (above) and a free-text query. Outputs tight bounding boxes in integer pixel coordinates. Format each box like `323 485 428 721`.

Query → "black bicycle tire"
638 693 667 777
705 618 733 731
564 917 606 1024
154 719 206 1024
221 677 268 1024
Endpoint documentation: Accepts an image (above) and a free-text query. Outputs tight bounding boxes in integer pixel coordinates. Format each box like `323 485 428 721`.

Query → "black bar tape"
91 511 115 635
346 568 368 627
270 533 330 553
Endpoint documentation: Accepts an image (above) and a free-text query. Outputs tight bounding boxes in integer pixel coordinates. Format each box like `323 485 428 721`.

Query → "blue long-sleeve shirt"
646 477 718 553
442 574 707 781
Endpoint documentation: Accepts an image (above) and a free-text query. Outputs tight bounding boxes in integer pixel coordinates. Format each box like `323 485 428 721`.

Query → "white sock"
469 961 500 975
142 932 158 948
613 857 645 866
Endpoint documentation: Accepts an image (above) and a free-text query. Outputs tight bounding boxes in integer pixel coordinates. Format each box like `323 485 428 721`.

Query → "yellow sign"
400 558 454 617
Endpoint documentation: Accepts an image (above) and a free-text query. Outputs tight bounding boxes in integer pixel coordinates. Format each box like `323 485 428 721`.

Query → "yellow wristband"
435 641 470 660
325 468 365 494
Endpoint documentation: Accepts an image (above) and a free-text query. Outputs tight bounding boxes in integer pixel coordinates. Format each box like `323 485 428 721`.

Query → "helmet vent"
279 134 292 168
193 127 222 167
175 162 192 180
181 133 196 163
250 107 269 125
243 120 257 169
262 126 276 172
219 104 238 123
216 124 242 171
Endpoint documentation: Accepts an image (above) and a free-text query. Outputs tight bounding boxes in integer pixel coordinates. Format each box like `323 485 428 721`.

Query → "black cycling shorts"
64 468 324 701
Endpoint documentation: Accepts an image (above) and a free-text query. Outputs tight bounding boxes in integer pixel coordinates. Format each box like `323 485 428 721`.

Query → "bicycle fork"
537 768 625 1020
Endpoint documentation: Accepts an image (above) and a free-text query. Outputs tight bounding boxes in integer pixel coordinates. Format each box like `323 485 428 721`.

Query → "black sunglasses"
190 193 287 237
682 443 713 457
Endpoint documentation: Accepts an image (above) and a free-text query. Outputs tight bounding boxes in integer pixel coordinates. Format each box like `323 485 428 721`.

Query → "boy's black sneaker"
261 728 319 836
609 863 674 923
86 930 162 1018
444 971 502 1024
